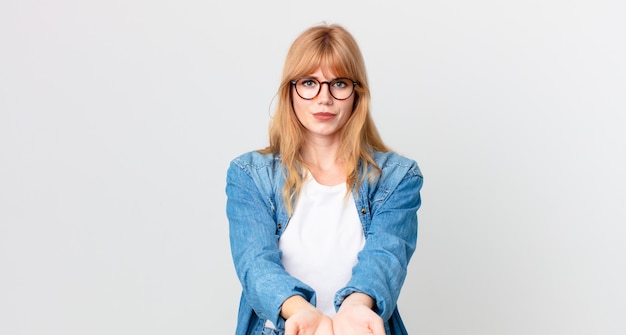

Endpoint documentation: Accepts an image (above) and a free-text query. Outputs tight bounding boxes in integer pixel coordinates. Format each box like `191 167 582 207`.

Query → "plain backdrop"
1 1 625 334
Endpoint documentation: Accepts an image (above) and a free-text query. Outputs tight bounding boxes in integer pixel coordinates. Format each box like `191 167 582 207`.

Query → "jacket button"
361 208 367 214
277 224 282 229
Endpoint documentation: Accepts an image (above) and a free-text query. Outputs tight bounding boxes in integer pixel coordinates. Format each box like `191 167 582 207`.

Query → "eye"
300 79 318 88
332 79 350 89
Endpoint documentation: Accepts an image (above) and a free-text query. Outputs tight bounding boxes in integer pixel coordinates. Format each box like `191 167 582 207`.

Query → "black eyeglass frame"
290 77 360 101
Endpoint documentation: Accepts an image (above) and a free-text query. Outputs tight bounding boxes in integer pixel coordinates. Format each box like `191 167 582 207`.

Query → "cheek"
292 100 310 124
292 99 305 115
291 89 305 110
343 98 356 114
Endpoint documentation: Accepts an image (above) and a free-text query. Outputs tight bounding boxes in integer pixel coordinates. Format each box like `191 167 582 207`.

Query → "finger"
371 321 386 335
284 319 297 335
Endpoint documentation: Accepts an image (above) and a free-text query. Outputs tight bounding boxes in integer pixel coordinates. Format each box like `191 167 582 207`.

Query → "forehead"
302 67 340 79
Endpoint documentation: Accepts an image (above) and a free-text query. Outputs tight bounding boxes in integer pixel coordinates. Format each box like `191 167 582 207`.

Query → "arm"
335 161 423 321
226 160 316 327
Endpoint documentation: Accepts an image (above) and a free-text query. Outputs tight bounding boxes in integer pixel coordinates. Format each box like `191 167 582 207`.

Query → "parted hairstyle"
259 23 390 215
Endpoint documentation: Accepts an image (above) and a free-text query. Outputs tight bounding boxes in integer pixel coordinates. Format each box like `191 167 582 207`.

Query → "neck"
300 139 345 186
300 138 340 168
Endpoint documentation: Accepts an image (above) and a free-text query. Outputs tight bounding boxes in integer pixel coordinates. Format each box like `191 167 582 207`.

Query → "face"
291 68 356 143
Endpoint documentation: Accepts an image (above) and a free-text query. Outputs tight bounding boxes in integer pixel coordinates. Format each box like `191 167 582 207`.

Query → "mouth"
313 112 336 121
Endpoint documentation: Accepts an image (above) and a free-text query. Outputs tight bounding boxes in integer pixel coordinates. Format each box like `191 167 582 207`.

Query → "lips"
313 112 336 121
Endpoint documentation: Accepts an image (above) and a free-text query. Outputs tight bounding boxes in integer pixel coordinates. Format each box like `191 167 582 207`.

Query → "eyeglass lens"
293 78 356 100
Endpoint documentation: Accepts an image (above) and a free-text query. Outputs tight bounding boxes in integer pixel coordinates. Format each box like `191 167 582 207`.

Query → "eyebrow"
299 75 343 81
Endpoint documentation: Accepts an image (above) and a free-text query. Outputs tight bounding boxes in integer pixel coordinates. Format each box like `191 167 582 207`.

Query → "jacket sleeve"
334 161 423 321
226 159 316 327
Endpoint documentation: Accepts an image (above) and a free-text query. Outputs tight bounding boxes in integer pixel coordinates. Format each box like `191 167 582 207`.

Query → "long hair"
259 23 390 215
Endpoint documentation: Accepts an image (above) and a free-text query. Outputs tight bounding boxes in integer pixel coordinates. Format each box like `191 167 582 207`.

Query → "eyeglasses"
290 77 359 100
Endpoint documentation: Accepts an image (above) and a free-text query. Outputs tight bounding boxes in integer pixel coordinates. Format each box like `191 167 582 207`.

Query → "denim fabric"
226 151 423 335
261 325 284 335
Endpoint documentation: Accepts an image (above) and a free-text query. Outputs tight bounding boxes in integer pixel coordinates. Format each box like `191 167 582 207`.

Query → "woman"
226 23 423 335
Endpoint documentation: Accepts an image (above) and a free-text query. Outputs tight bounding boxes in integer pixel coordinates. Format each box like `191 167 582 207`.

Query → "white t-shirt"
278 174 365 316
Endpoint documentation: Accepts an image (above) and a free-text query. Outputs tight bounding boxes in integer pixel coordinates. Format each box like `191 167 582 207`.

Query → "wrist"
280 295 317 319
340 292 375 309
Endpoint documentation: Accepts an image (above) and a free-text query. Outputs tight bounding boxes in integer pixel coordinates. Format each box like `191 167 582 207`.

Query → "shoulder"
227 151 285 193
365 151 423 205
372 151 423 179
230 151 281 173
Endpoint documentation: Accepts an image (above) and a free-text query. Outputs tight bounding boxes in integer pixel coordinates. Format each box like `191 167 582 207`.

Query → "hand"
332 293 385 335
285 308 334 335
282 295 334 335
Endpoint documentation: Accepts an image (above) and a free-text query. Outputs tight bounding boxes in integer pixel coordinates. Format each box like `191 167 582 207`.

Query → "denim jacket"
226 150 423 335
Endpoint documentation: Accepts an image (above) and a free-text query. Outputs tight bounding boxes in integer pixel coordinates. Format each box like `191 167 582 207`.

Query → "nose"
318 81 333 104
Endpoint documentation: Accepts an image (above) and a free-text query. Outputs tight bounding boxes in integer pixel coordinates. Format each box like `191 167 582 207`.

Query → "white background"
1 1 625 334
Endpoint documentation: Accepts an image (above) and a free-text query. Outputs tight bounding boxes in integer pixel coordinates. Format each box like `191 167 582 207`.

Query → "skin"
292 68 355 146
281 67 386 335
292 68 354 186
